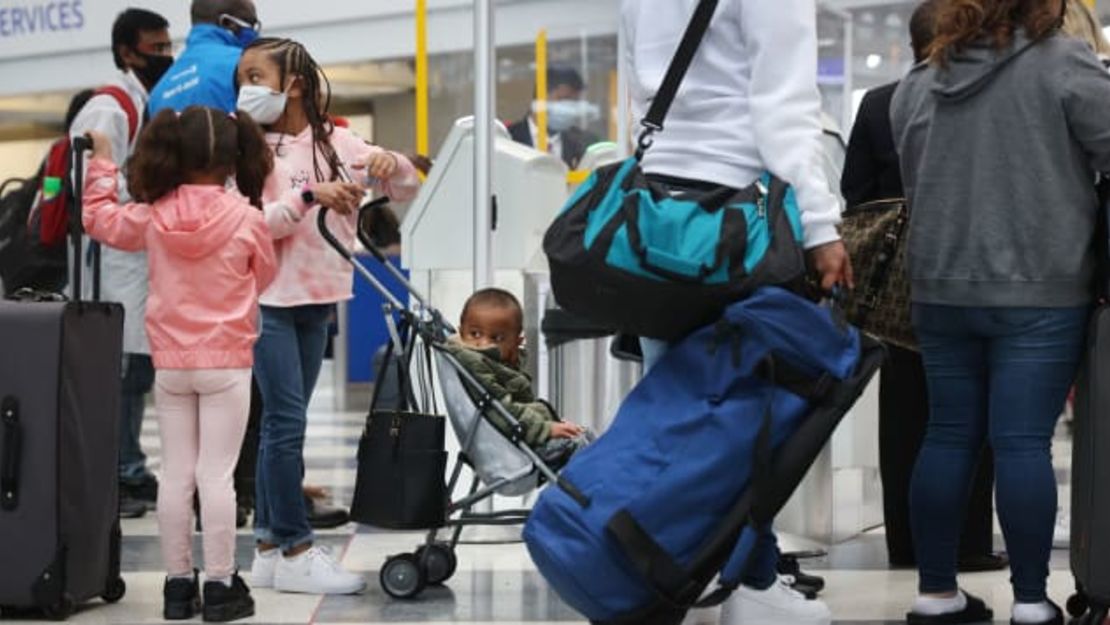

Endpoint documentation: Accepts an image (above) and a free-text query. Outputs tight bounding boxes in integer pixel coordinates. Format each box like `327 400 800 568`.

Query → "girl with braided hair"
235 37 420 595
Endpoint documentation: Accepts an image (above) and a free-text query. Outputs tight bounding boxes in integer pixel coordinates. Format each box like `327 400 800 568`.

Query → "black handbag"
349 410 447 530
349 336 448 530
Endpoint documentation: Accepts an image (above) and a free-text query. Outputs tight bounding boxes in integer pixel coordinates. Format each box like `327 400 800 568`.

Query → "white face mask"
236 85 287 125
534 99 600 133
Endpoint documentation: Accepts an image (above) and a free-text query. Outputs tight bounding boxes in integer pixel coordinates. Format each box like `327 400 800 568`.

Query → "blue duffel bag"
523 288 885 624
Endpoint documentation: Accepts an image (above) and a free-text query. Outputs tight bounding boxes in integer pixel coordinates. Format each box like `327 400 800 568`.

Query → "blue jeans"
640 337 780 590
910 304 1087 602
119 353 155 482
253 304 332 550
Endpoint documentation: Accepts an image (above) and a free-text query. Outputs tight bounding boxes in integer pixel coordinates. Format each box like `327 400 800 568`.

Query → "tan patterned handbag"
840 198 917 351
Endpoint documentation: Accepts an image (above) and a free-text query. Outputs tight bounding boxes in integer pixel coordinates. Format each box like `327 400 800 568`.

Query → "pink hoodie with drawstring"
82 157 278 370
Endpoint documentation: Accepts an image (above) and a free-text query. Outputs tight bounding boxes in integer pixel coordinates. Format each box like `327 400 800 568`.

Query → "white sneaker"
720 578 832 625
250 548 278 588
273 546 367 595
1054 511 1071 549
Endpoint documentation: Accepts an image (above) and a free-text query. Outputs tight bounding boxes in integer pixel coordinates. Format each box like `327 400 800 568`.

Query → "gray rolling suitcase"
0 137 127 619
1069 187 1110 624
1069 301 1110 624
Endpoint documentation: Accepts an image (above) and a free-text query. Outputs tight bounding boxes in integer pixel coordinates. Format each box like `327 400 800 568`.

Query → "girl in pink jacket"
83 106 277 623
234 37 420 596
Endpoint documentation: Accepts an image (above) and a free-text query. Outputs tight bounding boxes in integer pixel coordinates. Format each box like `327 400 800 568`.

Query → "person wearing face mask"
68 7 174 521
507 65 601 169
235 37 420 596
148 0 260 116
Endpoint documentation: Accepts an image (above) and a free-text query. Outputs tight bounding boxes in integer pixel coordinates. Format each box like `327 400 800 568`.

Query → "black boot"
777 554 825 599
119 494 148 520
163 571 201 620
203 573 254 623
306 494 350 530
236 504 250 529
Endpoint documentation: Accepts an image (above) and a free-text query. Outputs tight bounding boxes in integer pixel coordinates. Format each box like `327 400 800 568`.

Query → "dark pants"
119 353 155 483
234 377 263 509
910 305 1086 602
879 344 995 566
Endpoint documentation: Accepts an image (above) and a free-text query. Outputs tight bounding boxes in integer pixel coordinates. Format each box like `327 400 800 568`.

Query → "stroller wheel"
416 543 457 586
380 554 427 599
1068 593 1090 618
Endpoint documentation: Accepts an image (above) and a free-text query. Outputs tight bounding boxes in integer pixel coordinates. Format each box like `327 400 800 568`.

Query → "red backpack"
30 86 139 247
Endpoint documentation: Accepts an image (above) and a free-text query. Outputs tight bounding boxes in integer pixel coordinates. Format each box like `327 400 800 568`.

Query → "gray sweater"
891 32 1110 307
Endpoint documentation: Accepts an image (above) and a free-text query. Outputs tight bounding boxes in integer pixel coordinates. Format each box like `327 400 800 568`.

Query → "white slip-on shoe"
719 577 832 625
273 546 366 595
249 548 278 589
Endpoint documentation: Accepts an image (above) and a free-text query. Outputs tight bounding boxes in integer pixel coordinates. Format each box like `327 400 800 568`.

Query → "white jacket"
620 0 842 249
69 71 150 355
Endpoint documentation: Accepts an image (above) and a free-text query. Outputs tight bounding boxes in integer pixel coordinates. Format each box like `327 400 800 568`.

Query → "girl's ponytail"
231 111 273 209
126 109 184 204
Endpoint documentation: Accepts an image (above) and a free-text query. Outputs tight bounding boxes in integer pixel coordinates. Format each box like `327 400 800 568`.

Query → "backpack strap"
94 86 140 144
636 0 719 159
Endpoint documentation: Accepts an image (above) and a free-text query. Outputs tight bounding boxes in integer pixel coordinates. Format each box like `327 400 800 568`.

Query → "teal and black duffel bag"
541 0 808 342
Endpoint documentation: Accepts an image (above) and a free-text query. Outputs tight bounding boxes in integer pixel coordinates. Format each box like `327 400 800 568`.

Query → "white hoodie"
620 0 842 249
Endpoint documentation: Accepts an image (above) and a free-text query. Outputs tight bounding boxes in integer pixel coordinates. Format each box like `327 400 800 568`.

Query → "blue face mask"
236 27 259 47
219 13 261 48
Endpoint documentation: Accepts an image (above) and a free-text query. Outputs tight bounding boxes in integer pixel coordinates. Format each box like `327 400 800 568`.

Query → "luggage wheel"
380 553 427 599
416 542 457 586
1068 592 1090 619
41 595 75 620
102 577 126 603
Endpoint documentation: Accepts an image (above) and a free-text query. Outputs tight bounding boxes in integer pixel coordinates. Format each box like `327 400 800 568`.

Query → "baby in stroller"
445 288 594 467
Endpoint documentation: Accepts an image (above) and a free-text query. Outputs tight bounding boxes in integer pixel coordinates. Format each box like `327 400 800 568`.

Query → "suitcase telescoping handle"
70 134 100 302
1 397 21 511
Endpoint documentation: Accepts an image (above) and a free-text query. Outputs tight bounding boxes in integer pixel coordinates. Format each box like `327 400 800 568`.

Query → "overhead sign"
0 1 86 39
0 0 456 61
0 0 188 60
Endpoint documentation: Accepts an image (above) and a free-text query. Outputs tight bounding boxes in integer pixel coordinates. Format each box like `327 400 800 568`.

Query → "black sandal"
906 591 994 624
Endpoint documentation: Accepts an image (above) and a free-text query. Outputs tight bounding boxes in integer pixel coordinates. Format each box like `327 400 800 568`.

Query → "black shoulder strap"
637 0 719 157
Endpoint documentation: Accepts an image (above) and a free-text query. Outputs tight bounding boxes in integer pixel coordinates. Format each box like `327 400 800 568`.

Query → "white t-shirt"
68 70 151 355
620 0 842 249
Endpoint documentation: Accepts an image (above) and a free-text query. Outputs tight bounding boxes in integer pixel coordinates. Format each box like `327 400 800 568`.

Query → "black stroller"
317 202 589 600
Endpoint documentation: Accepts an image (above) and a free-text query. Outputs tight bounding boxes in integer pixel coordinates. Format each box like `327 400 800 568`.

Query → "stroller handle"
316 205 456 338
317 206 407 311
353 196 393 264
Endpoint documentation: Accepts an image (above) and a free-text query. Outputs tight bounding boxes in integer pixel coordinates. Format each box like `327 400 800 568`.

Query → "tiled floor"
1 365 1082 624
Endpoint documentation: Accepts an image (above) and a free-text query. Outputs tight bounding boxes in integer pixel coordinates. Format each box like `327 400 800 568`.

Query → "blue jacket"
149 25 243 116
